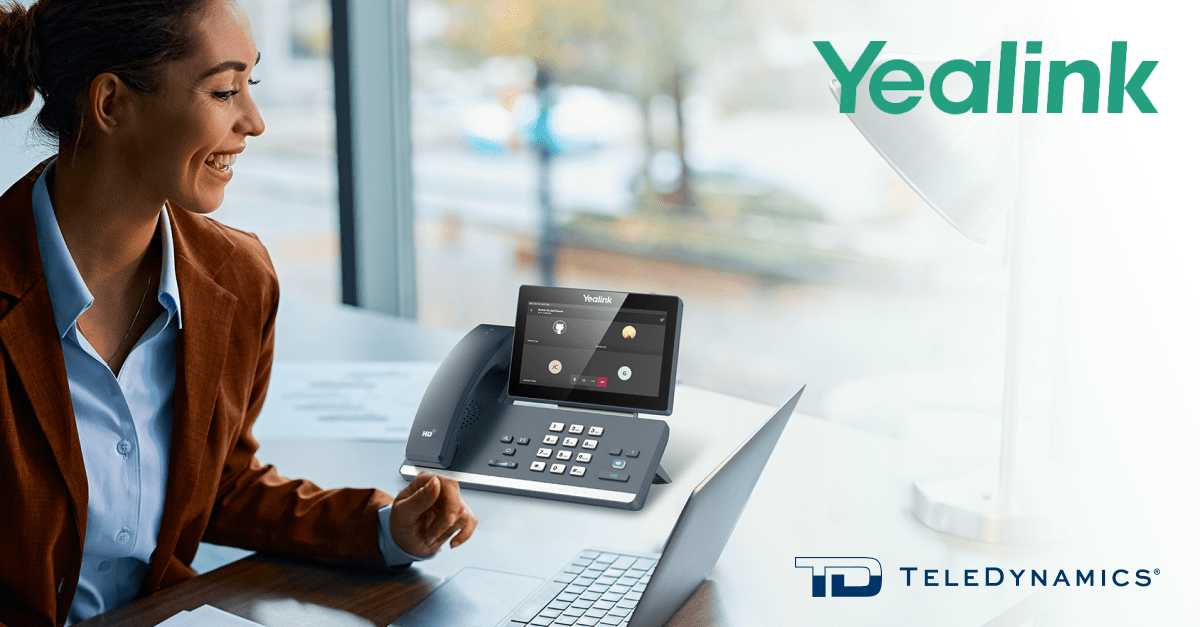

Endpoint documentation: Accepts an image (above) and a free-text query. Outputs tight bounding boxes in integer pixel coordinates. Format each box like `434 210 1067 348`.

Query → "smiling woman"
0 1 476 625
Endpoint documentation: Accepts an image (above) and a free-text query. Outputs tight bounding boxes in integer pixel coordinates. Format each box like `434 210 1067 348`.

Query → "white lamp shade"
830 58 1017 242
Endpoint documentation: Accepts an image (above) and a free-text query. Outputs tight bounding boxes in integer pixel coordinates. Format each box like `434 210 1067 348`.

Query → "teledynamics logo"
795 558 883 597
795 558 1157 599
899 567 1155 588
815 40 1157 114
583 295 613 304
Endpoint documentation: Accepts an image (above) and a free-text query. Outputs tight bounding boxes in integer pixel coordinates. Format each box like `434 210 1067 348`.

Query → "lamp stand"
911 133 1059 544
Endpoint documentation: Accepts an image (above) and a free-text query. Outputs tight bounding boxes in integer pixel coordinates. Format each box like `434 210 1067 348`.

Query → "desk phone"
401 286 682 510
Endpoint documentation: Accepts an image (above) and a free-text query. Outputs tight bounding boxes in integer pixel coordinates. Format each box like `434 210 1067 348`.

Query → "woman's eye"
212 89 240 101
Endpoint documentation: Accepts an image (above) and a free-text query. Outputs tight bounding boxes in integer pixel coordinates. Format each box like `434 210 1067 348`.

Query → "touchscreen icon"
596 377 608 387
617 366 632 381
548 360 562 374
553 320 566 334
622 326 636 339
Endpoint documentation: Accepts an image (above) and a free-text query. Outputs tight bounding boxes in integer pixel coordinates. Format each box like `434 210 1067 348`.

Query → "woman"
0 1 477 625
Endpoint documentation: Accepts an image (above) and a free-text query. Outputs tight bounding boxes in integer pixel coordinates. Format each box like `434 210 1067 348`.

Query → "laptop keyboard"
507 550 658 626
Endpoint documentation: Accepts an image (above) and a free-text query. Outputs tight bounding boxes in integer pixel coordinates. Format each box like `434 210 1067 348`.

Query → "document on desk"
154 605 264 626
253 361 440 441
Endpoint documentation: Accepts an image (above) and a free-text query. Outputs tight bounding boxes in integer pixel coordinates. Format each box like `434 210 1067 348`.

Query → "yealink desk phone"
401 285 683 510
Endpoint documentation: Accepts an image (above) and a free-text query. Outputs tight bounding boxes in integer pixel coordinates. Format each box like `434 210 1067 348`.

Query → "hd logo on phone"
795 557 883 597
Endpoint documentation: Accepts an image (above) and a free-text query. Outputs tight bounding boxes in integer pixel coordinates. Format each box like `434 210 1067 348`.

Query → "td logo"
795 557 883 597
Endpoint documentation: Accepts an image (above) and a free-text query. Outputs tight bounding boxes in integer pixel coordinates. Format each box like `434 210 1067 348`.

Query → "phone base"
652 464 672 485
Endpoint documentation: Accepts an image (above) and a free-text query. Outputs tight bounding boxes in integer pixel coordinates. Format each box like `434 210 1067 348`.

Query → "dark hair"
0 0 210 153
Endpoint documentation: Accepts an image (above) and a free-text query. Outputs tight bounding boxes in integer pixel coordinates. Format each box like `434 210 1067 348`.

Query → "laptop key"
611 556 636 570
632 558 656 570
598 615 623 625
595 553 618 564
579 591 602 601
552 617 577 625
576 618 600 627
615 598 638 609
530 617 555 627
562 607 586 617
584 608 607 618
510 582 569 623
609 608 630 618
600 592 622 602
592 600 615 610
566 584 587 594
547 600 570 611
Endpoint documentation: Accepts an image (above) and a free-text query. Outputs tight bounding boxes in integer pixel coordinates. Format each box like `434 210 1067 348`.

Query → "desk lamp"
830 56 1056 544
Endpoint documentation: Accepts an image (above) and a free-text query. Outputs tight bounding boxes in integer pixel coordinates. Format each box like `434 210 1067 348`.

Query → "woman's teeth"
206 153 237 172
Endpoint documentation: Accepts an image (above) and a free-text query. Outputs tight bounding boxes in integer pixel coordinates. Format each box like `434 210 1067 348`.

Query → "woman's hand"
389 471 478 558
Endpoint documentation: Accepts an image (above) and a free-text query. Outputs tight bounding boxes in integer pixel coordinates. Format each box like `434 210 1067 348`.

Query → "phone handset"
406 325 514 468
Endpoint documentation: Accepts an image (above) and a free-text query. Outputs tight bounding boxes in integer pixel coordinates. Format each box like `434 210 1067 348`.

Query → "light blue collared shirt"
31 164 416 624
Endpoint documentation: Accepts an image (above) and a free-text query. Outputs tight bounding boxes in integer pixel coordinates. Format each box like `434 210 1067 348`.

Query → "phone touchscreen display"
508 286 681 414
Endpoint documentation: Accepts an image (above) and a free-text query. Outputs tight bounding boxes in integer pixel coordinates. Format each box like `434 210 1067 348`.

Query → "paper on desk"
253 361 439 441
154 605 264 626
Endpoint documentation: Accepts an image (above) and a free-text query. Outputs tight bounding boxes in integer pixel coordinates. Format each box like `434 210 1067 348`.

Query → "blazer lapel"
147 204 237 588
0 162 89 548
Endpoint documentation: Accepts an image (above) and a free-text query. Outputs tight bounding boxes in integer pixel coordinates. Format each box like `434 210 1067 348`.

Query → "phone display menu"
508 286 682 414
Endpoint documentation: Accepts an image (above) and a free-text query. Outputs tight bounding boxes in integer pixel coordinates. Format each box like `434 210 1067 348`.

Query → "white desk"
241 297 1054 626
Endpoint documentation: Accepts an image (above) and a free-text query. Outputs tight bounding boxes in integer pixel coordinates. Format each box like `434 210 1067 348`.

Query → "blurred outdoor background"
204 0 1013 422
0 0 1014 424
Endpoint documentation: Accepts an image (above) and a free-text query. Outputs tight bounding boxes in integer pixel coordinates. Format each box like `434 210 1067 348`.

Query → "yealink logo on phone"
816 40 1157 114
584 295 613 304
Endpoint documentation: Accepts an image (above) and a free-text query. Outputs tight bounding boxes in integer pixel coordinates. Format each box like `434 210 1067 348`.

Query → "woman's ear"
85 72 133 138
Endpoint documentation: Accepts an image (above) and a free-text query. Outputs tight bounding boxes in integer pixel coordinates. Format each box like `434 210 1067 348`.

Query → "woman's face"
121 0 265 214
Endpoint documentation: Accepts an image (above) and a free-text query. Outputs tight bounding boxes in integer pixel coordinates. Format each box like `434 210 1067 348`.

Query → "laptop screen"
627 387 803 627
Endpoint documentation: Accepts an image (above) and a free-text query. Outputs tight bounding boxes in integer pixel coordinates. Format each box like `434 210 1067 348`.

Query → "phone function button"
530 461 546 472
550 464 566 474
502 447 516 456
517 437 530 445
609 447 622 456
562 437 578 448
488 460 518 469
500 435 514 443
576 452 592 463
568 424 585 434
549 422 565 432
582 440 598 450
612 459 627 469
570 466 586 477
588 426 604 437
556 450 572 461
536 448 552 458
599 472 630 483
625 449 640 458
543 435 559 445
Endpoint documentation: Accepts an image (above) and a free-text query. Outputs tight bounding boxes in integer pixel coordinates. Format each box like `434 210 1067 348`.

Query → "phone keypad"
494 421 629 484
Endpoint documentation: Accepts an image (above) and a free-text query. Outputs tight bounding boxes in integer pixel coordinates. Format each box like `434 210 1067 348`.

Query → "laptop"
391 385 804 627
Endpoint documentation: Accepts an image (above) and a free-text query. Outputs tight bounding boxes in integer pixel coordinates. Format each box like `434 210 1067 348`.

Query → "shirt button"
97 560 111 572
115 528 131 544
116 440 133 456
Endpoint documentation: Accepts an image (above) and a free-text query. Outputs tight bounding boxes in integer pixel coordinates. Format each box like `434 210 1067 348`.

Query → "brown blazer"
0 162 394 627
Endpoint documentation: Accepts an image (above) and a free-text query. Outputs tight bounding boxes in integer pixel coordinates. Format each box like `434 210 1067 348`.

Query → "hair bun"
0 2 38 117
